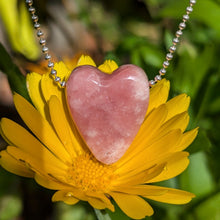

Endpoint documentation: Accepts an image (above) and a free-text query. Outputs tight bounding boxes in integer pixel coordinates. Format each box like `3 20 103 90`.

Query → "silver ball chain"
149 0 196 86
25 0 196 88
25 0 66 87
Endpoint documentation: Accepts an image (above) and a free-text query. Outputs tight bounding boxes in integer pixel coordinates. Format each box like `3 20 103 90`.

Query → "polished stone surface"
66 64 149 164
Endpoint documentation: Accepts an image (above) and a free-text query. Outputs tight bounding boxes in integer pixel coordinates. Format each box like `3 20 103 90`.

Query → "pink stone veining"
66 64 149 164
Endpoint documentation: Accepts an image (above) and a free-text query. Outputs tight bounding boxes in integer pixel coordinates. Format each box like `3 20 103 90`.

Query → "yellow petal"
40 68 78 140
98 60 118 74
88 197 107 210
148 151 190 183
13 93 71 164
52 188 87 203
135 104 168 143
6 146 67 178
26 72 46 118
112 185 167 196
135 104 167 146
165 94 190 121
76 55 96 67
0 150 34 177
48 96 80 157
110 192 154 219
159 112 189 134
117 129 182 174
53 61 71 82
52 191 79 205
177 127 199 151
113 164 164 189
50 95 86 154
0 121 13 146
39 62 70 104
35 173 73 190
40 73 82 151
147 79 170 115
118 104 168 166
1 118 68 169
141 130 182 162
86 192 114 211
40 73 64 104
145 187 195 204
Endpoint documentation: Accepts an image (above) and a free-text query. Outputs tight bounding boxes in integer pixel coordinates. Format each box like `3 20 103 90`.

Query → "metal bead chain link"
149 0 196 87
25 0 66 87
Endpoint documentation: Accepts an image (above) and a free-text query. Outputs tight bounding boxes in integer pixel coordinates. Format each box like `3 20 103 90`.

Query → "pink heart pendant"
66 64 149 164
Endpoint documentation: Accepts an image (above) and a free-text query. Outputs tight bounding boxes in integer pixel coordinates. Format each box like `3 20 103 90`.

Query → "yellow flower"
0 55 198 219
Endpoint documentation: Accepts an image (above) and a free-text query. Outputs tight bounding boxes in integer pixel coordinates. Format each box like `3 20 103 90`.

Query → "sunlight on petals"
147 79 170 114
165 94 190 121
176 128 199 151
110 192 154 219
98 60 118 74
35 173 73 190
76 55 96 67
145 187 195 204
26 72 46 117
0 150 34 177
13 93 71 163
148 152 190 183
0 56 198 219
52 191 80 205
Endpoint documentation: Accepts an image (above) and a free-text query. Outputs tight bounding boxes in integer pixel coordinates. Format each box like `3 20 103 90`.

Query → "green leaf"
131 49 143 67
140 45 164 68
0 43 30 101
159 0 187 18
180 151 215 198
172 44 214 98
194 192 220 220
206 74 220 114
164 30 174 50
209 97 220 114
160 0 220 36
193 0 220 37
120 35 142 51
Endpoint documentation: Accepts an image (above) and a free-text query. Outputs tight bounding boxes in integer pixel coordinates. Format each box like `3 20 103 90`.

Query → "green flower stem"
94 209 112 220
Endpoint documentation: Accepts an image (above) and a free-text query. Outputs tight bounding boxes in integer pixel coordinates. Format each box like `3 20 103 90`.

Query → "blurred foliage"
0 0 40 60
0 0 220 219
0 43 30 101
0 167 23 220
54 202 96 220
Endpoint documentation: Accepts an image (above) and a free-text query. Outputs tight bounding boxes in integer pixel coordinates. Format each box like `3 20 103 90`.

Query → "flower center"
66 153 116 192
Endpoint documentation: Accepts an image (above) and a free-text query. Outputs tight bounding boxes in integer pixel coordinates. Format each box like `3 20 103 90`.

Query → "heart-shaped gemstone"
66 64 149 164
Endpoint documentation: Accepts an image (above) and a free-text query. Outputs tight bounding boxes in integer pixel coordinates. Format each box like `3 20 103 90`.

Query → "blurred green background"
0 0 220 219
